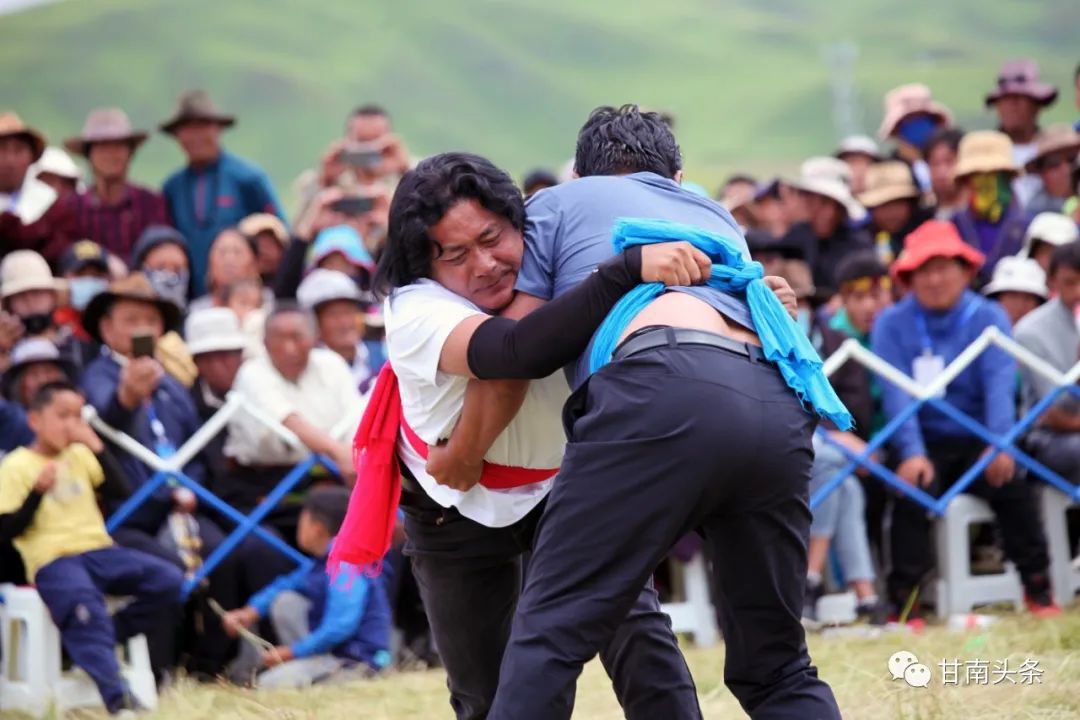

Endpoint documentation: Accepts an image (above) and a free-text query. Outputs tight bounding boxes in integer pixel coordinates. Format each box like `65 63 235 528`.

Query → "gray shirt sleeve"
515 189 562 301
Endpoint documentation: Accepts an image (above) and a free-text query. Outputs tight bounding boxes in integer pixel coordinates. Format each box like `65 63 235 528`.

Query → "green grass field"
20 607 1072 719
1 0 1078 206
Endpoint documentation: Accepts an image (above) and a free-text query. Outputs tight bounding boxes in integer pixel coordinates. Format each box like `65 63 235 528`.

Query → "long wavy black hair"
373 152 525 296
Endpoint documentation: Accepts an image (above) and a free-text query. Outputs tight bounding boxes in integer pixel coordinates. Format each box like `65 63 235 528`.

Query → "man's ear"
674 170 684 184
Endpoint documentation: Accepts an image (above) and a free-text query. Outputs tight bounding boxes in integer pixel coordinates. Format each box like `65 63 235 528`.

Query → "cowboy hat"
877 84 953 140
891 220 985 281
0 112 47 162
1023 124 1080 173
0 337 77 401
0 250 63 300
857 161 920 209
82 272 183 344
984 59 1058 108
159 90 236 135
952 130 1019 181
785 157 867 221
63 108 149 156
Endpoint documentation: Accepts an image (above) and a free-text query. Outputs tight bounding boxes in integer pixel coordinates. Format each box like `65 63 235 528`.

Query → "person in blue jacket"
223 486 392 688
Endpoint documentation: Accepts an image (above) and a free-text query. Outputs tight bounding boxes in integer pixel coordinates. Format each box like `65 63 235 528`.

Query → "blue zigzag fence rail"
90 391 358 599
810 326 1080 514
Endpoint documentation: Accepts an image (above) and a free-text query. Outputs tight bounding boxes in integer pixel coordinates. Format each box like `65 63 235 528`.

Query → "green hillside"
1 0 1077 211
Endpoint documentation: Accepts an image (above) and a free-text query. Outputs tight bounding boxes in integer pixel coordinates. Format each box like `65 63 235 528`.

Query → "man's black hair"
574 105 682 179
264 299 316 336
834 251 888 289
1049 240 1080 277
373 152 524 295
923 127 965 157
350 104 389 120
522 168 558 195
722 173 758 190
303 486 352 536
28 380 80 413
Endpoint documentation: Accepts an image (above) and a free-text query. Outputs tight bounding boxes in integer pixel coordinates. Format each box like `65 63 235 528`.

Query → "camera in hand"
340 145 383 170
330 195 376 216
131 333 155 359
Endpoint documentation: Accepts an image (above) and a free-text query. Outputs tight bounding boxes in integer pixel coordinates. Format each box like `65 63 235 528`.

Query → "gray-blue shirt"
516 172 753 387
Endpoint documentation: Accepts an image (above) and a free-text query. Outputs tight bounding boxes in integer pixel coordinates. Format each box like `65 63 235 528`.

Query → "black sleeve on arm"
467 246 642 380
0 490 44 542
96 447 133 500
273 236 310 300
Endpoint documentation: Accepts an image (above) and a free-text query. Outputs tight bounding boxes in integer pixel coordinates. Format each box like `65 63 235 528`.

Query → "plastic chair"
932 495 1024 618
1039 486 1080 608
660 553 719 647
0 584 157 717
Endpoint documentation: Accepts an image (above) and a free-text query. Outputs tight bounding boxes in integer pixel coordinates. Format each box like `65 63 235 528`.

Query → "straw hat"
877 84 953 140
238 213 289 247
857 161 920 209
785 157 867 221
82 273 183 343
984 59 1058 108
1023 124 1080 173
0 112 47 162
63 108 149 156
0 250 63 299
952 131 1019 181
184 307 247 356
891 220 985 280
159 90 236 135
981 256 1048 300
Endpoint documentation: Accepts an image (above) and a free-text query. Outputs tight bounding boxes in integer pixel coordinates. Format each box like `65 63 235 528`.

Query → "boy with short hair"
223 486 391 688
0 381 184 716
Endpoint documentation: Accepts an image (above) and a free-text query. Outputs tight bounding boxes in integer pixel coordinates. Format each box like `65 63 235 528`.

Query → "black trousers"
403 481 700 720
489 342 840 720
887 439 1051 607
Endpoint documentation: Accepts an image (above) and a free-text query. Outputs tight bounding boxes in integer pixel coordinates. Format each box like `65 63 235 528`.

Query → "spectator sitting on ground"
223 304 363 537
925 128 966 219
222 486 392 688
951 131 1031 285
835 135 881 196
56 241 113 351
0 381 183 716
297 269 384 395
858 160 934 264
1015 240 1080 553
239 212 290 286
779 260 884 624
984 58 1059 207
1024 125 1080 216
62 107 167 262
981 256 1048 327
782 157 872 297
31 147 82 201
1019 211 1080 273
1 337 76 409
871 220 1058 619
160 90 285 297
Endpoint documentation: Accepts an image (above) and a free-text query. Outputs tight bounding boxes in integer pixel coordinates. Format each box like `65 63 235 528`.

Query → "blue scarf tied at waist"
588 218 853 430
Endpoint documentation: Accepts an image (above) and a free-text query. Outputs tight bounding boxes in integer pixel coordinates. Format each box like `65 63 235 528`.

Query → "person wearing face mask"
55 241 113 354
951 131 1033 286
0 250 96 374
877 84 954 193
130 224 192 310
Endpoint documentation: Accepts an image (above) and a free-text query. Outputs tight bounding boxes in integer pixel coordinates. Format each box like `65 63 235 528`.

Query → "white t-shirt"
385 280 569 527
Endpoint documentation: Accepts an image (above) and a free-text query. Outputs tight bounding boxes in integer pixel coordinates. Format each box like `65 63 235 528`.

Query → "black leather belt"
612 326 766 363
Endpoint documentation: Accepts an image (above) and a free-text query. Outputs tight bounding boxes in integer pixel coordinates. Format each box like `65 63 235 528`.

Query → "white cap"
982 256 1048 300
184 307 247 356
835 135 881 160
1022 212 1080 255
32 146 82 182
297 269 363 311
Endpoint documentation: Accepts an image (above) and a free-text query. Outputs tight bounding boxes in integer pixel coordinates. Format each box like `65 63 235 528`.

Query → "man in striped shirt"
62 108 168 264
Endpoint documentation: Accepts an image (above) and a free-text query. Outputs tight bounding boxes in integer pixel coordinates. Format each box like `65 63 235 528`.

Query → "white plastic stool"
1039 486 1080 608
0 584 62 718
0 584 158 717
660 553 719 647
932 495 1024 619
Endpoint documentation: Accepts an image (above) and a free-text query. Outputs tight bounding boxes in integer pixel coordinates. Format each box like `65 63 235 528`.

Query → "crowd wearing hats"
1 58 1080 703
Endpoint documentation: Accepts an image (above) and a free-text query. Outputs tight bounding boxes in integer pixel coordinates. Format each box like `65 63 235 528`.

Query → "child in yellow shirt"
0 381 183 716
